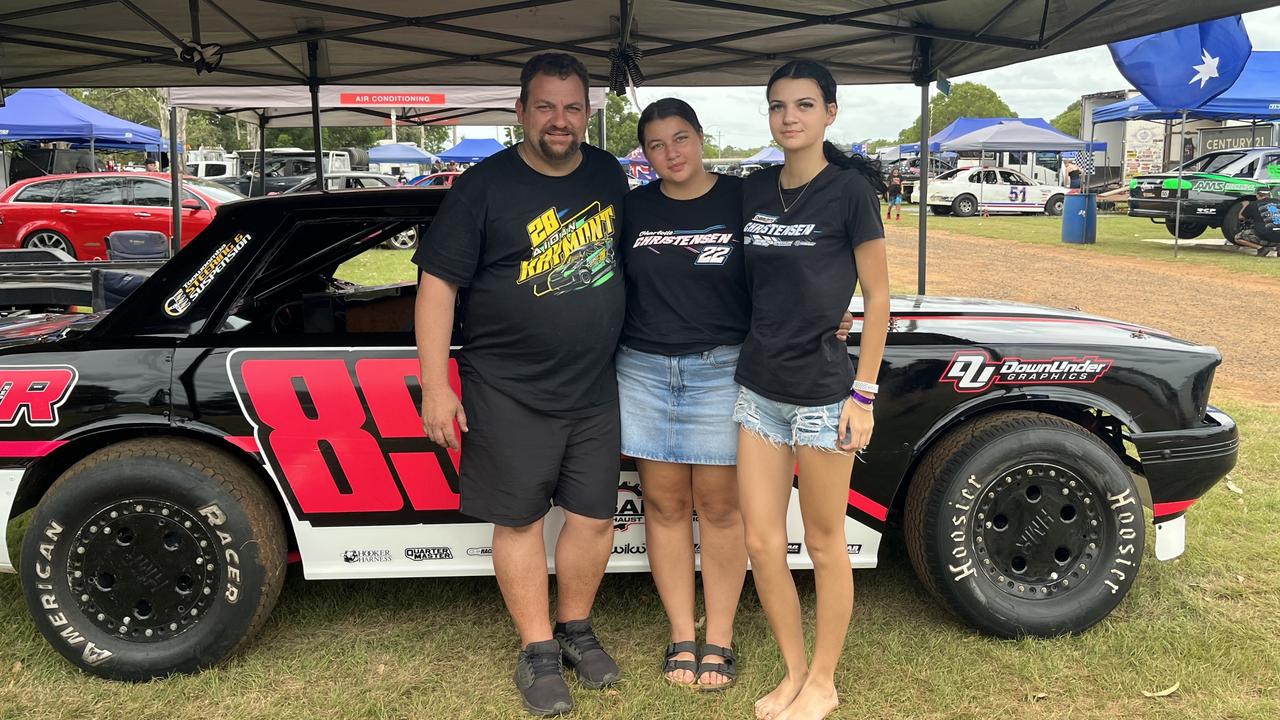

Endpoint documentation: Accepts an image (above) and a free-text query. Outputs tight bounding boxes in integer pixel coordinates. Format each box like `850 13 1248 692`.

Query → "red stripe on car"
225 435 260 453
1153 499 1197 516
0 440 66 457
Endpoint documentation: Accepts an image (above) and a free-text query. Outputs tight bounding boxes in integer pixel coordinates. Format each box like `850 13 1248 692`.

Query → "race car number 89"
232 352 462 519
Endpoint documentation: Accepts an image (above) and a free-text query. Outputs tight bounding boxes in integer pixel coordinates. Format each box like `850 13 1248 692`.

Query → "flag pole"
1173 109 1188 259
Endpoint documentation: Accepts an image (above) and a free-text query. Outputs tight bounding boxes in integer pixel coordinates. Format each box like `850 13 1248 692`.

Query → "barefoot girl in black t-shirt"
733 61 890 720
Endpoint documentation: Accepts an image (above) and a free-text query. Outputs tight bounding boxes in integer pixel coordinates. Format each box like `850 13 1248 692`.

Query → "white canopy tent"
168 84 607 129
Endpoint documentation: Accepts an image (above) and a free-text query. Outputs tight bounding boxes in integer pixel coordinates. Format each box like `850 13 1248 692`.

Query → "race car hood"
0 312 104 349
853 295 1218 356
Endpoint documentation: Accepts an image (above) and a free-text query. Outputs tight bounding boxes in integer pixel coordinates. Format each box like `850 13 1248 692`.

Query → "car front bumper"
1130 406 1238 558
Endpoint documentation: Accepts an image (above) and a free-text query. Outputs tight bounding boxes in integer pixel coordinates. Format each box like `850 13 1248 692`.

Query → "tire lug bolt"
985 522 992 529
1079 564 1087 570
89 526 98 533
170 623 179 631
184 521 192 528
200 540 208 548
1063 579 1070 586
203 587 212 595
103 528 112 535
76 547 85 554
110 511 118 518
998 576 1006 582
80 594 89 602
190 609 198 616
146 629 154 637
1069 481 1076 487
161 509 170 516
134 505 143 512
1050 572 1059 580
96 613 105 621
1062 488 1069 495
1089 543 1096 549
984 559 991 565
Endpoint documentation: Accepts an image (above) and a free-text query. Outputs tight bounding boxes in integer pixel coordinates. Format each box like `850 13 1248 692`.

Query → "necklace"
778 170 816 213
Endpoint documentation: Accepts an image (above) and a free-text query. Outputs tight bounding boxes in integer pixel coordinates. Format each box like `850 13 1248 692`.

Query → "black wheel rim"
971 463 1105 599
67 499 221 642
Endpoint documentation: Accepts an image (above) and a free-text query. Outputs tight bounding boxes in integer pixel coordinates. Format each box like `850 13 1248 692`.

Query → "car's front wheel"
905 411 1144 638
1221 200 1247 243
19 438 286 680
384 226 419 250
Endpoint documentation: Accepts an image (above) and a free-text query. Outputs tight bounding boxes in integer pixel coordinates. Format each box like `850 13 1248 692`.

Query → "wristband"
850 390 874 405
852 380 879 393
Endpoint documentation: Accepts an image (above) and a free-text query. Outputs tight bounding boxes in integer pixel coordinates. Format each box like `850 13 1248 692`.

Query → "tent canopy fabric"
744 146 784 165
1 2 1268 89
167 85 606 128
1092 50 1280 123
900 117 1056 154
939 120 1087 152
0 89 166 150
368 142 438 164
436 138 506 163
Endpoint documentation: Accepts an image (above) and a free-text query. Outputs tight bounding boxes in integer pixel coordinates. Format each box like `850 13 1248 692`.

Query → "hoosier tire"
19 438 286 680
905 411 1144 638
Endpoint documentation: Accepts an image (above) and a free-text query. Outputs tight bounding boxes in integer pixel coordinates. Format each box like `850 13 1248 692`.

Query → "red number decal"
355 357 461 511
0 366 77 426
240 358 404 514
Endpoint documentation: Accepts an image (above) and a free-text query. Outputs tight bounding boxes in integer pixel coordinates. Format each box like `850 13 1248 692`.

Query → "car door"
999 170 1033 210
124 178 178 239
978 170 1005 208
171 209 481 578
51 176 127 259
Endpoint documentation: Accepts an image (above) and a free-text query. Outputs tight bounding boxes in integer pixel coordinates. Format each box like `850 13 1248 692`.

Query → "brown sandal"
662 641 698 686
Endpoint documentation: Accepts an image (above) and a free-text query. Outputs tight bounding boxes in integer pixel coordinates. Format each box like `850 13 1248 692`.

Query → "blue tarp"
744 146 784 164
0 88 167 150
369 142 438 164
436 138 505 163
1092 50 1280 122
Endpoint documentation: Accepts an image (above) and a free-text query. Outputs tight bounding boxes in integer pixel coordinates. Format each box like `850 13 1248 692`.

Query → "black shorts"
458 374 621 527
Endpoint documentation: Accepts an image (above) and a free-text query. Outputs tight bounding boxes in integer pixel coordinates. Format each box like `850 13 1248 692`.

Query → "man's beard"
536 132 582 162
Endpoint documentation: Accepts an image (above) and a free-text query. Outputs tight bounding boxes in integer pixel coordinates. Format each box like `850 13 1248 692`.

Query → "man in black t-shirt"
414 54 626 716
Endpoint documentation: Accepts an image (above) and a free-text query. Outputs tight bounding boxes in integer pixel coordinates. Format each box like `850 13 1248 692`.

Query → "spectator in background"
145 160 159 172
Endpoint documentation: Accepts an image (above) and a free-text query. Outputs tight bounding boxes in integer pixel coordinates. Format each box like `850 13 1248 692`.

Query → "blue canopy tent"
436 138 505 164
0 88 167 153
744 146 784 165
368 143 438 164
1092 50 1280 131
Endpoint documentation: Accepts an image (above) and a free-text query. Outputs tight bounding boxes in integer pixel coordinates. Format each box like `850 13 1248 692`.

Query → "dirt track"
881 223 1279 406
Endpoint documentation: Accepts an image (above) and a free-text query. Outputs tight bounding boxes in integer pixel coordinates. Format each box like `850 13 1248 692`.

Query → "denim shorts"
616 344 741 465
889 195 903 206
732 386 848 453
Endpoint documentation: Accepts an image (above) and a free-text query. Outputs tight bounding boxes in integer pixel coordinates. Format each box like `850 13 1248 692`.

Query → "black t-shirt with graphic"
737 164 884 406
413 143 628 416
620 174 749 355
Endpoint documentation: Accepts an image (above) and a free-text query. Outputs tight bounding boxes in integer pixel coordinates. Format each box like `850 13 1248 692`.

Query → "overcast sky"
460 8 1280 149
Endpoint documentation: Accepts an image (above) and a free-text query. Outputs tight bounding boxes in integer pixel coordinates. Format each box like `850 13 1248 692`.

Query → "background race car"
926 167 1068 217
0 189 1237 681
1129 147 1280 242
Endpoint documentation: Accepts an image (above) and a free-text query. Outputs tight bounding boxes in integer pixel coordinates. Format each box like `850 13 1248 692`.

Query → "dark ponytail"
766 60 887 195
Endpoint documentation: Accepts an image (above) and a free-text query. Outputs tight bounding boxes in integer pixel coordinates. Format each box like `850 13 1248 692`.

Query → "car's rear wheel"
905 411 1144 638
1165 218 1206 239
951 194 978 217
1221 200 1247 243
384 226 418 250
19 438 286 680
23 230 76 259
1045 194 1065 216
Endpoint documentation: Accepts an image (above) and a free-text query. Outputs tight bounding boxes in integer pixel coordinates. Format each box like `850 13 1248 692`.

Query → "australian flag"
1108 16 1251 112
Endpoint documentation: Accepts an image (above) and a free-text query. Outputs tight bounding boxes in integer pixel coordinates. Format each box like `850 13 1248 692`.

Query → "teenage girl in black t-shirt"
734 61 890 720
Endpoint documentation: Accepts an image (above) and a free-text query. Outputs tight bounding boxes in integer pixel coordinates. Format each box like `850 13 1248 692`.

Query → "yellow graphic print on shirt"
518 202 618 297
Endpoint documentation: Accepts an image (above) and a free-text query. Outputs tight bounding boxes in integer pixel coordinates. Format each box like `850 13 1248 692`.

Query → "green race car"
1129 147 1280 241
535 241 615 296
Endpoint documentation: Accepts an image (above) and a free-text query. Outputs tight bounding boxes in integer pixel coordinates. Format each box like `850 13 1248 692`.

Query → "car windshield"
1175 152 1247 174
185 177 246 203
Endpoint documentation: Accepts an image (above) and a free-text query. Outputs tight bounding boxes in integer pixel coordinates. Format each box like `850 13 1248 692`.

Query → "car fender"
13 219 74 245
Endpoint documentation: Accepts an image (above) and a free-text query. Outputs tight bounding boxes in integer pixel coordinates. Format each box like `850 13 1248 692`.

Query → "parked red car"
0 173 243 260
410 172 460 188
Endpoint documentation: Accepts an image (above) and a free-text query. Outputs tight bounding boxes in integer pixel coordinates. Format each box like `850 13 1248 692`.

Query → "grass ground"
1 222 1277 719
903 206 1280 280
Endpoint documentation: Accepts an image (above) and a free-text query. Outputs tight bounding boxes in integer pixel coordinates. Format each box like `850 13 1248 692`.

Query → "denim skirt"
616 343 741 465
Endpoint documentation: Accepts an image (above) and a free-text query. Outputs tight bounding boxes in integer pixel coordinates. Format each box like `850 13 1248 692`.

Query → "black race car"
1129 147 1280 241
0 189 1237 679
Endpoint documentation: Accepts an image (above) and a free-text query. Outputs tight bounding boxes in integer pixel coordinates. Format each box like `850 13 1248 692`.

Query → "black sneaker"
554 619 621 689
514 640 573 716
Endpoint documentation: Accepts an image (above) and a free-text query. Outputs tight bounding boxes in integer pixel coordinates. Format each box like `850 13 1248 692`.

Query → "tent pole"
596 108 606 152
254 114 266 197
169 106 182 258
391 108 397 144
918 79 930 296
1173 110 1187 260
307 40 324 188
1086 121 1096 191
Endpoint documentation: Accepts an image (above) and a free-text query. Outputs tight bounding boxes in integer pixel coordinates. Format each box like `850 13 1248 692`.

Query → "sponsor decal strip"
1153 499 1197 517
0 440 67 457
847 489 888 522
886 314 1157 333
